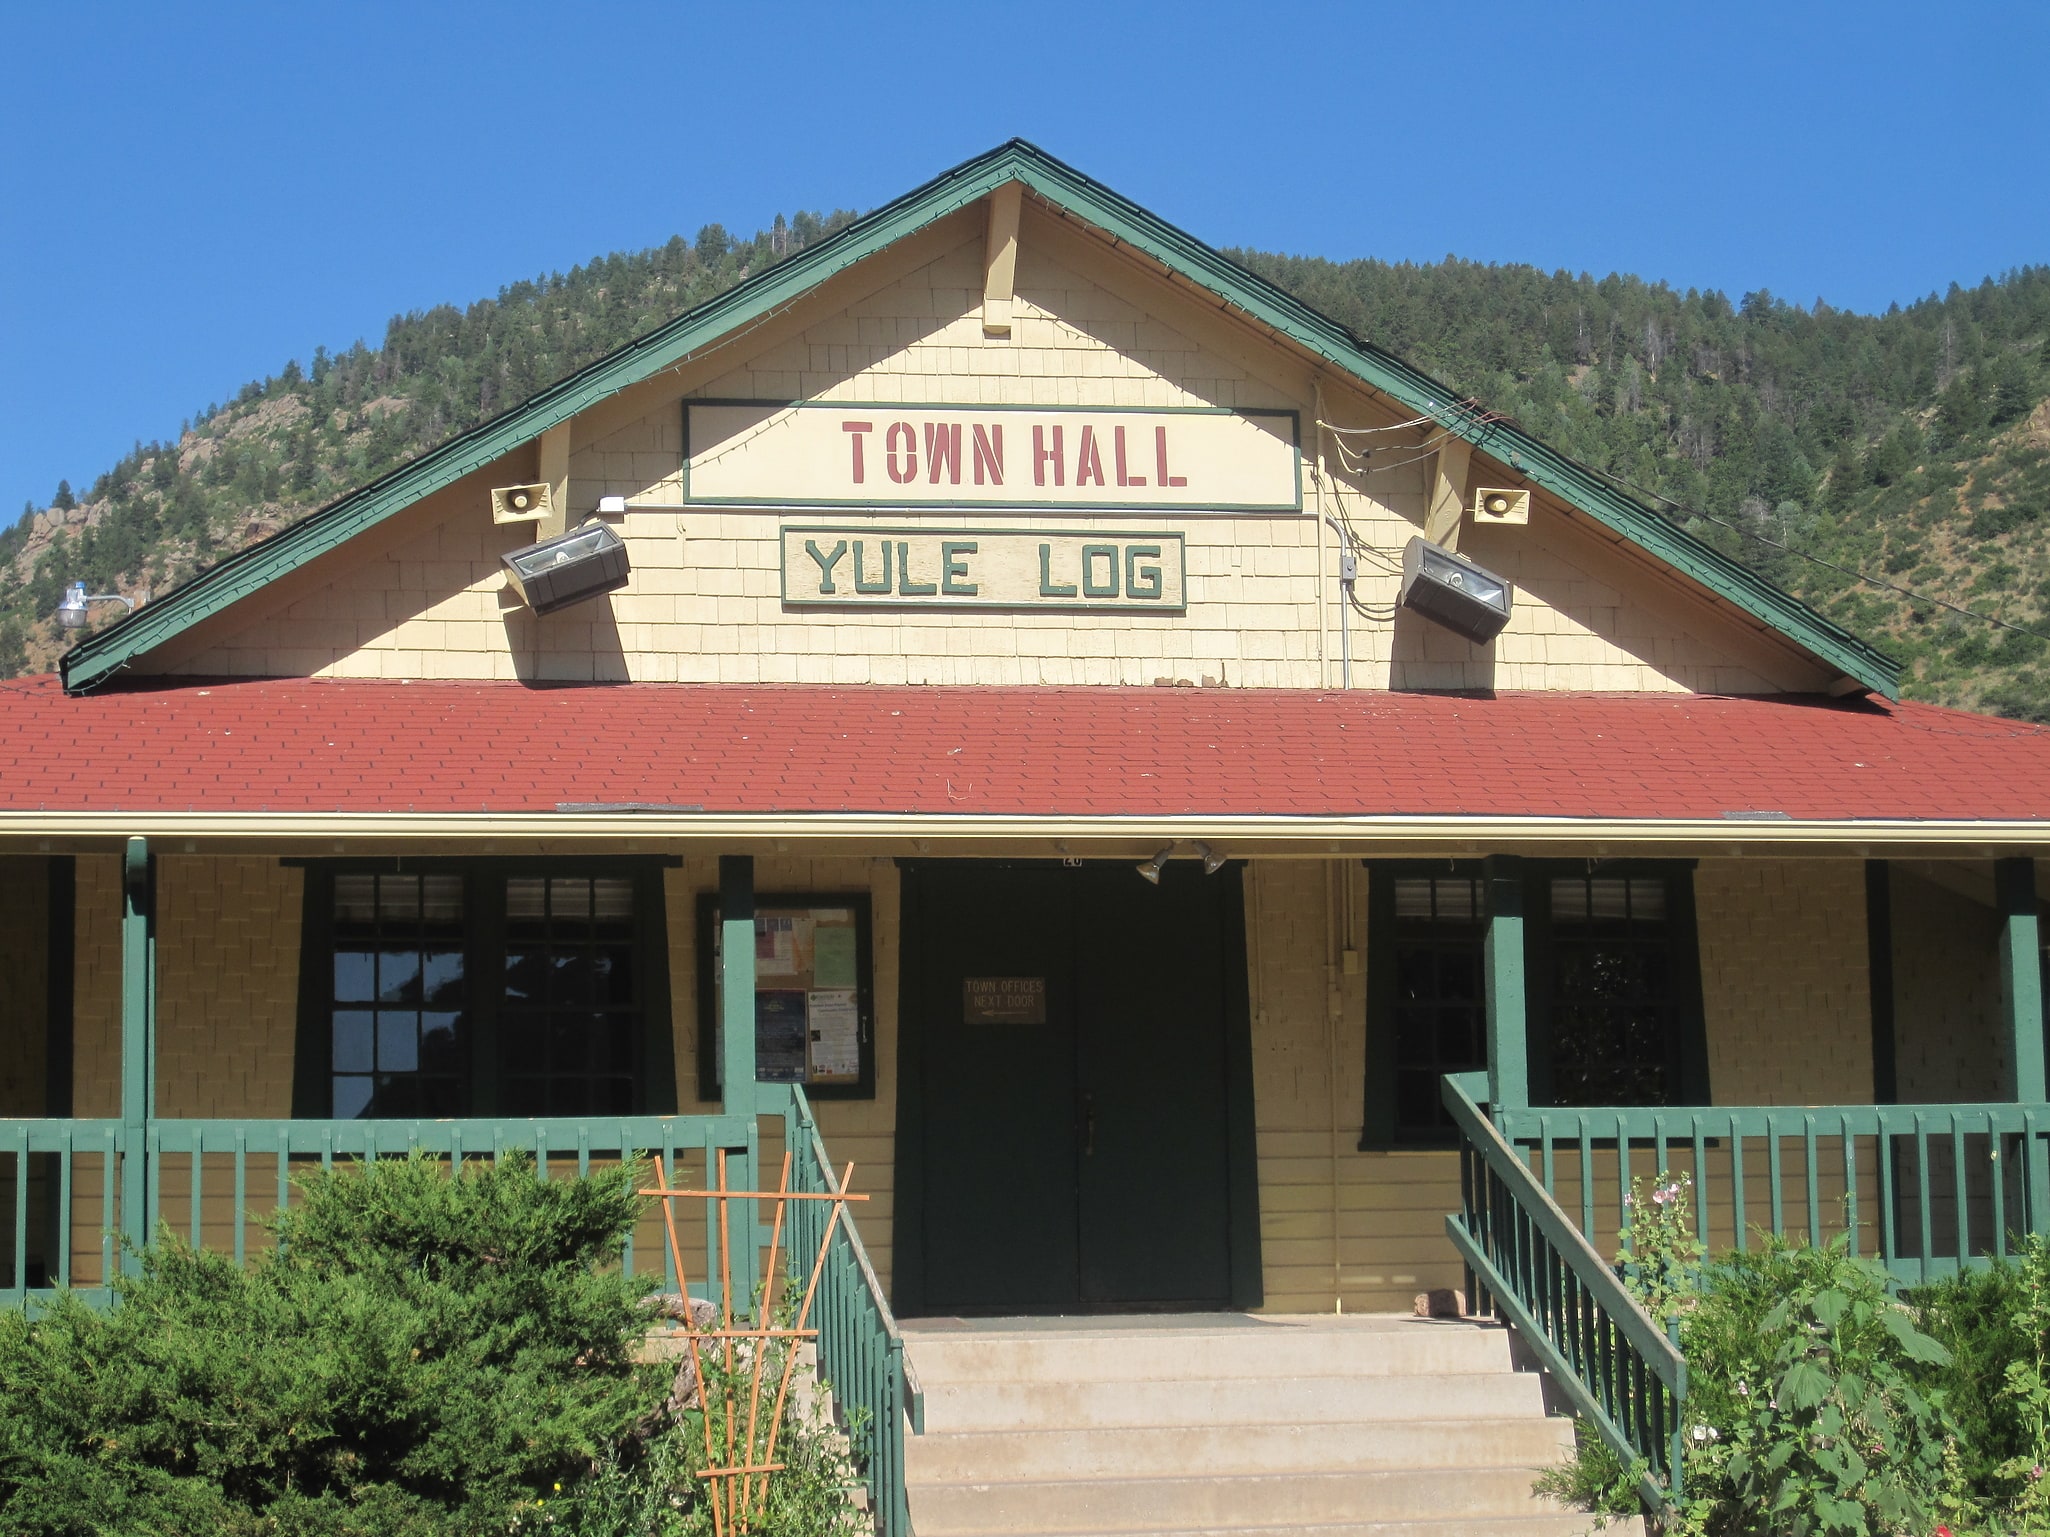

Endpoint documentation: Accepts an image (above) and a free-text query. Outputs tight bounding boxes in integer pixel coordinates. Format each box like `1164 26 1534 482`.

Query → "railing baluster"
101 1128 116 1286
233 1130 247 1268
58 1128 73 1289
1803 1115 1821 1248
1992 1117 2010 1263
189 1128 204 1248
1691 1117 1708 1251
1768 1117 1785 1238
1951 1116 1970 1262
1841 1117 1859 1258
10 1124 26 1301
1730 1126 1748 1251
1915 1112 1934 1277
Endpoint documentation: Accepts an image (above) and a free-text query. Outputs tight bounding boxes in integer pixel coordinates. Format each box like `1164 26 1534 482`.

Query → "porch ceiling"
5 676 2050 854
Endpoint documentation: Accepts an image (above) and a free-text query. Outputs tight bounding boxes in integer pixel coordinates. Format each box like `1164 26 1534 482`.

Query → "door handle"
1083 1094 1096 1157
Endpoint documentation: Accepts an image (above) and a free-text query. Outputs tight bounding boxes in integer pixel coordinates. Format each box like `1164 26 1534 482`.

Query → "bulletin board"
695 892 875 1100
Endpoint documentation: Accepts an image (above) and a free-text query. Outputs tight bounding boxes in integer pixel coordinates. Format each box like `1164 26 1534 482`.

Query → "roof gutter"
1 810 2045 857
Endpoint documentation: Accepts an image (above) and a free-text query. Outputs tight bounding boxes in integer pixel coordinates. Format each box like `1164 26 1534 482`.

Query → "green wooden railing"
1494 1100 2050 1286
1443 1071 1689 1507
786 1088 923 1537
0 1095 919 1536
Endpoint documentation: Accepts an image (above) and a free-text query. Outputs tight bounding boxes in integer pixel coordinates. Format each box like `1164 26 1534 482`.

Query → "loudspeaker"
491 483 553 524
1471 487 1531 526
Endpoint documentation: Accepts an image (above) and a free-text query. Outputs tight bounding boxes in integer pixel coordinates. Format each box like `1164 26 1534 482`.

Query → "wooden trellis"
646 1149 866 1537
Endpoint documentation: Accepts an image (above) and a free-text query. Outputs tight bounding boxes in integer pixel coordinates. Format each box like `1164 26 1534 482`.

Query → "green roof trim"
62 140 1900 698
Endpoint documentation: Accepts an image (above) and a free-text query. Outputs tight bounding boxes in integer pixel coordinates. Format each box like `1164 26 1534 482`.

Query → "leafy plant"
1616 1170 1705 1325
1671 1235 1956 1537
1531 1418 1645 1524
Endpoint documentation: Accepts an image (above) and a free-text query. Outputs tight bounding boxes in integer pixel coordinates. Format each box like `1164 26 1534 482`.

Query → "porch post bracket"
1484 853 1529 1113
120 836 155 1273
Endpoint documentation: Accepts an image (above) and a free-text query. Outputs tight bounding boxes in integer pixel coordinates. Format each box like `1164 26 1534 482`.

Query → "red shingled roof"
1 675 2046 822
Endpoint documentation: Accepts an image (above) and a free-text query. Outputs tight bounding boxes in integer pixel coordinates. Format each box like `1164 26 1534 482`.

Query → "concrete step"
911 1519 1638 1537
906 1416 1574 1481
909 1466 1580 1533
919 1370 1546 1433
904 1320 1513 1386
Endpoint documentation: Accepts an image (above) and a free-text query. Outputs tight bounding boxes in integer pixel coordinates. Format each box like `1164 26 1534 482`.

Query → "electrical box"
1471 487 1531 526
1398 537 1514 644
501 522 631 615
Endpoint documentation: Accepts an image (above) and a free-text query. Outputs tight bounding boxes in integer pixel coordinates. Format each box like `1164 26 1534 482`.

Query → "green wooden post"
1996 858 2050 1232
1999 858 2046 1102
718 855 760 1313
1484 854 1529 1113
120 837 154 1272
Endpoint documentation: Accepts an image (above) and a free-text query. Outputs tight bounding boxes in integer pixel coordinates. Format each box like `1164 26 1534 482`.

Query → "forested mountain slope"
8 213 2049 715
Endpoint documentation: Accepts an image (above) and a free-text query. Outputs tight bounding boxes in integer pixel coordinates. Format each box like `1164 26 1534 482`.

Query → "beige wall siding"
156 858 302 1119
1697 860 1874 1105
1891 868 2007 1102
1245 861 1463 1314
0 858 49 1116
150 205 1832 697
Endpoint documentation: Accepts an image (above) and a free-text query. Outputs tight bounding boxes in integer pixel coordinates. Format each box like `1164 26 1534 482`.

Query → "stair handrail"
782 1085 923 1537
1441 1070 1688 1511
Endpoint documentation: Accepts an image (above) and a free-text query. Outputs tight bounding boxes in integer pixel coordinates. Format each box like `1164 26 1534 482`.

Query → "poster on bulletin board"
698 892 874 1099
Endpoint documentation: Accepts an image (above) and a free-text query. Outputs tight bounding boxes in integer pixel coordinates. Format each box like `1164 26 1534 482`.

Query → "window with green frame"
1360 860 1710 1146
290 860 678 1119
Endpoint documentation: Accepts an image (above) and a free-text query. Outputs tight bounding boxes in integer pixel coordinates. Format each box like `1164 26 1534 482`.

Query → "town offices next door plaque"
904 862 1250 1313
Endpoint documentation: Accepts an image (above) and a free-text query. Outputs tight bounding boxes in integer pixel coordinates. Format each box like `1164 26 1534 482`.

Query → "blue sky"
4 0 2045 524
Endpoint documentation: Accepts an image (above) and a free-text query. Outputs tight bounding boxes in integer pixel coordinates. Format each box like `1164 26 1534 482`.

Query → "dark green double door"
901 862 1258 1314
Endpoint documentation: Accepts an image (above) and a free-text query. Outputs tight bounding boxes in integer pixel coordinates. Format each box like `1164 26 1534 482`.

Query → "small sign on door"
963 976 1047 1024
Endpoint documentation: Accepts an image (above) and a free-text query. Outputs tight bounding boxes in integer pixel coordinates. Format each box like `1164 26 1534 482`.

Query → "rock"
1412 1287 1467 1318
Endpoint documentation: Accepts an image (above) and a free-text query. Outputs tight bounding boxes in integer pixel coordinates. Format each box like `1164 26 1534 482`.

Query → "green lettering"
941 540 979 597
1080 543 1119 599
853 540 892 594
1038 542 1077 598
897 541 938 596
1124 544 1162 600
805 538 848 594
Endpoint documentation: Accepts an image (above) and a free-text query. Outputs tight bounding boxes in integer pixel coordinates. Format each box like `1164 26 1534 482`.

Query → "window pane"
333 1075 374 1119
377 949 421 1004
333 1011 374 1073
376 876 422 922
507 878 547 921
422 951 465 1007
592 878 634 922
549 878 593 921
334 950 376 1003
421 875 464 923
334 874 379 923
378 1012 419 1073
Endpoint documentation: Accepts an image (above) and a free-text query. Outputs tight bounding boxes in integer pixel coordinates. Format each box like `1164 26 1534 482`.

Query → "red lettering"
886 421 918 484
1033 425 1065 487
841 420 873 483
1075 425 1105 486
1114 425 1146 486
1154 425 1188 488
972 424 1004 485
925 421 962 485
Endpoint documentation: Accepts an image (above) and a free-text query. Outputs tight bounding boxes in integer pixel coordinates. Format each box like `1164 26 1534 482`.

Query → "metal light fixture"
56 581 138 630
501 520 631 616
1135 844 1176 884
1398 537 1514 645
1192 840 1228 876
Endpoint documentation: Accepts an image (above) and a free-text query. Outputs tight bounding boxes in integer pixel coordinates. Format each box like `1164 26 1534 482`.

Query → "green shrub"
1912 1235 2050 1531
0 1154 861 1537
